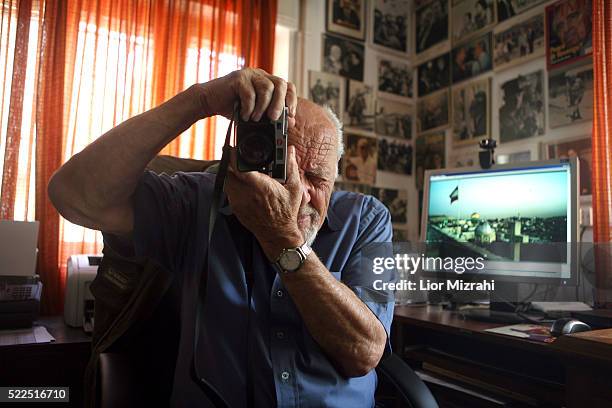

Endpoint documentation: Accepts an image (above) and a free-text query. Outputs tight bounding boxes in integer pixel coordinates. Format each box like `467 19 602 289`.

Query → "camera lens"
238 132 273 167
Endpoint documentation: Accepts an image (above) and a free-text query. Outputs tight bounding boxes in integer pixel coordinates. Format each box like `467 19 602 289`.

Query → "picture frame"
448 146 479 168
370 187 408 223
417 89 450 134
375 98 413 139
496 0 547 23
495 141 541 164
414 0 450 57
342 133 378 185
308 70 346 119
326 0 366 40
417 52 451 97
544 135 592 196
344 80 375 132
377 135 413 175
548 61 593 129
493 11 545 71
545 0 592 69
451 32 493 84
451 77 490 146
377 54 413 102
322 33 365 81
334 181 372 194
497 69 545 143
415 131 446 190
451 0 496 45
370 0 411 56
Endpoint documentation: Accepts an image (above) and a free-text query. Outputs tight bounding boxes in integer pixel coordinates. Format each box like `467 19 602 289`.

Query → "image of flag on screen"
449 186 459 203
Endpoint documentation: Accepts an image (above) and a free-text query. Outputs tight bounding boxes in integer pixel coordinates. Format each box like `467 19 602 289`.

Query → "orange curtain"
1 0 276 314
592 0 612 306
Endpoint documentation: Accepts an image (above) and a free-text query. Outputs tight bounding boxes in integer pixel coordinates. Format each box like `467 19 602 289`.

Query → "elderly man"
49 68 393 407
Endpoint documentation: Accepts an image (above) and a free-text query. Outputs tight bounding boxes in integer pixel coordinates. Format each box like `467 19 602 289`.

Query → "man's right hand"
197 68 297 126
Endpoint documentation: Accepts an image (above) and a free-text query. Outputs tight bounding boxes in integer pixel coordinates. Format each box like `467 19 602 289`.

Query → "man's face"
289 100 339 245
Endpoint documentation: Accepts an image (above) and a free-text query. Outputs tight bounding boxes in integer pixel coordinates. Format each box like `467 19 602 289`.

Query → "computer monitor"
420 158 579 286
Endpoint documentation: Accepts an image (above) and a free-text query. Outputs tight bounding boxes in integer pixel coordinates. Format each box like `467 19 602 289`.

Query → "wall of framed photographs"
298 0 593 242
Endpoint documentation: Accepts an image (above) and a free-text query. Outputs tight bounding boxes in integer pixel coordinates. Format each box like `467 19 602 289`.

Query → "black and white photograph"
393 229 410 242
497 0 546 22
415 131 446 190
417 90 449 133
322 33 365 81
327 0 366 40
497 150 533 164
344 80 375 132
415 0 449 55
377 136 413 175
451 32 492 83
451 0 495 44
498 69 545 143
548 62 593 128
452 78 490 145
343 133 377 184
377 55 413 101
494 13 545 71
371 187 408 223
449 147 478 168
371 0 410 55
334 181 372 194
308 70 346 118
417 53 450 97
545 136 592 195
375 99 413 139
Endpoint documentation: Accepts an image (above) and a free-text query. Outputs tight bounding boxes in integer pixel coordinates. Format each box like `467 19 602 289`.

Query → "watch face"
279 249 302 271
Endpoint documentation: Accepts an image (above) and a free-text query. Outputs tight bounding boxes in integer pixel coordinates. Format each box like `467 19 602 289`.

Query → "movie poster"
546 0 592 68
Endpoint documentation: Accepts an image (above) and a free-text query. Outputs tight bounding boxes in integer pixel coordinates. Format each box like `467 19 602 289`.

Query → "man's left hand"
225 145 304 261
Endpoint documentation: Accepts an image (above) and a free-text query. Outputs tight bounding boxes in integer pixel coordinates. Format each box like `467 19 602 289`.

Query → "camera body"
236 107 288 183
478 137 497 169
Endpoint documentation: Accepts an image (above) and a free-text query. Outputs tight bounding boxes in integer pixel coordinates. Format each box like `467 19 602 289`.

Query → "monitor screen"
421 159 578 282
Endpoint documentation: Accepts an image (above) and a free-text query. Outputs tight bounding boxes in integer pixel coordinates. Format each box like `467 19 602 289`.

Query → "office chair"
98 351 439 408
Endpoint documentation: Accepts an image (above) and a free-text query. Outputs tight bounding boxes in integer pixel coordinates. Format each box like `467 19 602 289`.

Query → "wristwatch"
273 242 312 273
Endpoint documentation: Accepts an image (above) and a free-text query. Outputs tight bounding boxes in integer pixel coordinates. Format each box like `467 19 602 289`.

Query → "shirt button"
275 290 284 298
281 371 290 381
276 331 285 339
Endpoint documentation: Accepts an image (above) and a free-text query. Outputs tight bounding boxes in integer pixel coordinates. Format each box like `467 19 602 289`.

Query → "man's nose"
299 174 312 204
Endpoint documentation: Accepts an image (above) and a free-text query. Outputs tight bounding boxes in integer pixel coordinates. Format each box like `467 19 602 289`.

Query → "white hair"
321 105 345 161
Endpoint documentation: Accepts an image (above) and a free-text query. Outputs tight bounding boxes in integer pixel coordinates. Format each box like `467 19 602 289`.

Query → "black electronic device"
478 138 496 169
550 317 592 336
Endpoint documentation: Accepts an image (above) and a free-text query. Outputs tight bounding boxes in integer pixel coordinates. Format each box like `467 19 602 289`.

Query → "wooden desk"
392 305 612 408
0 316 91 407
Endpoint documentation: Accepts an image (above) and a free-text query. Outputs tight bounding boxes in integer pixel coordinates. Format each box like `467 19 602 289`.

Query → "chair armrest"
98 353 142 408
376 353 439 408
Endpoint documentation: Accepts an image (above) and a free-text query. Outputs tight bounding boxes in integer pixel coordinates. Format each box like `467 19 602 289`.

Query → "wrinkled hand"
197 67 297 125
224 145 304 261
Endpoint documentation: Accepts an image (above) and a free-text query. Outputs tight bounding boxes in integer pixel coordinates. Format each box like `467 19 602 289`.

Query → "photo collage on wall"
315 0 415 239
316 0 595 241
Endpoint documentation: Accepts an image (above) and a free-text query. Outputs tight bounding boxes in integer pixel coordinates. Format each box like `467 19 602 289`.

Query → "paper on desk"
485 324 555 343
0 325 55 346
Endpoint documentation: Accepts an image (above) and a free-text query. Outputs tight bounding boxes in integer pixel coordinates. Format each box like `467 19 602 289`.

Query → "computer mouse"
550 318 592 337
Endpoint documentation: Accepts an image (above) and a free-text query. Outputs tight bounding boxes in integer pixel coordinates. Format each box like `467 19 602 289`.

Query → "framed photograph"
497 0 547 23
308 70 346 119
375 98 413 139
415 131 446 190
417 53 451 97
451 0 495 45
377 136 413 175
371 0 411 55
548 62 593 128
377 55 413 101
327 0 366 40
496 141 541 164
452 78 490 145
322 33 365 81
344 80 375 132
393 228 410 242
451 32 492 84
417 89 449 133
334 181 372 194
544 135 592 195
546 0 592 69
415 0 449 55
498 69 545 143
448 147 479 168
342 133 377 184
493 12 545 71
371 187 408 223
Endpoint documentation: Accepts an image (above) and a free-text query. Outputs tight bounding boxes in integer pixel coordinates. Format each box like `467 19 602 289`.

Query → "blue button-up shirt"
129 170 394 407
